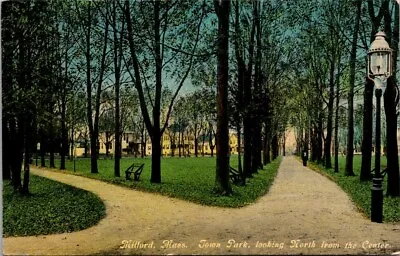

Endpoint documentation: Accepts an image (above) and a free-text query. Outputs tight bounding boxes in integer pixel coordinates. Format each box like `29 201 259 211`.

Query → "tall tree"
232 0 245 182
383 0 400 197
2 0 57 193
80 1 110 174
251 0 263 173
345 0 362 176
361 0 386 180
214 0 232 195
124 0 204 182
234 1 257 178
110 1 125 177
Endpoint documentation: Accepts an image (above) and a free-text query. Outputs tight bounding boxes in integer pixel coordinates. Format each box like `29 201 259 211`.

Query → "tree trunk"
85 2 96 173
150 131 161 183
362 0 386 180
263 125 268 165
49 111 55 168
84 136 88 158
105 132 110 157
384 77 400 197
382 0 400 197
243 1 257 178
272 134 278 160
214 0 232 195
202 134 205 156
91 3 108 174
209 125 215 157
251 125 262 172
360 77 374 180
266 139 271 164
60 91 67 170
317 113 323 164
90 134 98 173
179 131 183 157
234 0 245 178
149 0 163 183
194 125 199 157
141 128 145 158
2 2 13 181
253 1 263 170
194 139 198 157
60 21 69 170
237 122 244 185
170 135 175 157
310 126 316 161
324 58 335 169
22 113 33 195
345 0 361 176
40 134 46 167
334 69 340 173
113 0 123 178
70 125 75 161
2 120 11 180
334 52 342 173
9 117 23 191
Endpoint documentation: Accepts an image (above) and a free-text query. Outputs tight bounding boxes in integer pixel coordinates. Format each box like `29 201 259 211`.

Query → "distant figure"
302 148 308 167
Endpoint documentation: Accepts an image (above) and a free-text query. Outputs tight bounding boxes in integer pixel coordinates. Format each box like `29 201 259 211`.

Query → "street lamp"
367 31 393 223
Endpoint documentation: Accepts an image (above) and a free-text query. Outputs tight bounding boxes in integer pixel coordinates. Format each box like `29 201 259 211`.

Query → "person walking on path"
302 146 309 166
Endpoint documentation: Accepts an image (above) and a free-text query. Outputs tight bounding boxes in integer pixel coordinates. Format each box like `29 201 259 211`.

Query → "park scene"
2 0 400 255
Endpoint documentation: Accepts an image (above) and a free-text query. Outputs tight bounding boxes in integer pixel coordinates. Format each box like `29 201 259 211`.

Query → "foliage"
3 175 106 237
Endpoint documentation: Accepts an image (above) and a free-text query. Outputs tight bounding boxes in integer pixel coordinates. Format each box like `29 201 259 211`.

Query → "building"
73 128 242 157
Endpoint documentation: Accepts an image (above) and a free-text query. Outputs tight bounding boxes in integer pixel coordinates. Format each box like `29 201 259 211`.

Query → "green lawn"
307 155 400 223
41 156 282 208
3 175 106 237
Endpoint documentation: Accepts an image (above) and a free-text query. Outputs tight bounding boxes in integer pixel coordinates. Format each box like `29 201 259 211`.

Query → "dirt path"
3 156 400 255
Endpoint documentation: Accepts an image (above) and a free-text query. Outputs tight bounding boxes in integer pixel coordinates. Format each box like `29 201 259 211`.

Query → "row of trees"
2 0 292 195
3 0 398 197
287 0 399 197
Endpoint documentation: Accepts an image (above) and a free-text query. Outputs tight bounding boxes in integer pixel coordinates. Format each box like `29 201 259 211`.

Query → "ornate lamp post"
367 31 393 223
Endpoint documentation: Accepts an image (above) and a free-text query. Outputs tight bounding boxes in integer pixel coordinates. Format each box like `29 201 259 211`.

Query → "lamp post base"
371 177 383 223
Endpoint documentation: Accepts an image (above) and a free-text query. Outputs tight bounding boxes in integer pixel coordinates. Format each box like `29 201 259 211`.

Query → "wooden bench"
229 166 241 184
125 163 145 181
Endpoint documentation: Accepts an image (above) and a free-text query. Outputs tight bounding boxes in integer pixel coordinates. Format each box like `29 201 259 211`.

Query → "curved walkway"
3 156 400 255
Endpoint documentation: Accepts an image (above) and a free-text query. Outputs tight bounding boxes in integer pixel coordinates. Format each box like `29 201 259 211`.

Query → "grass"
306 155 400 223
39 156 282 208
3 175 106 237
